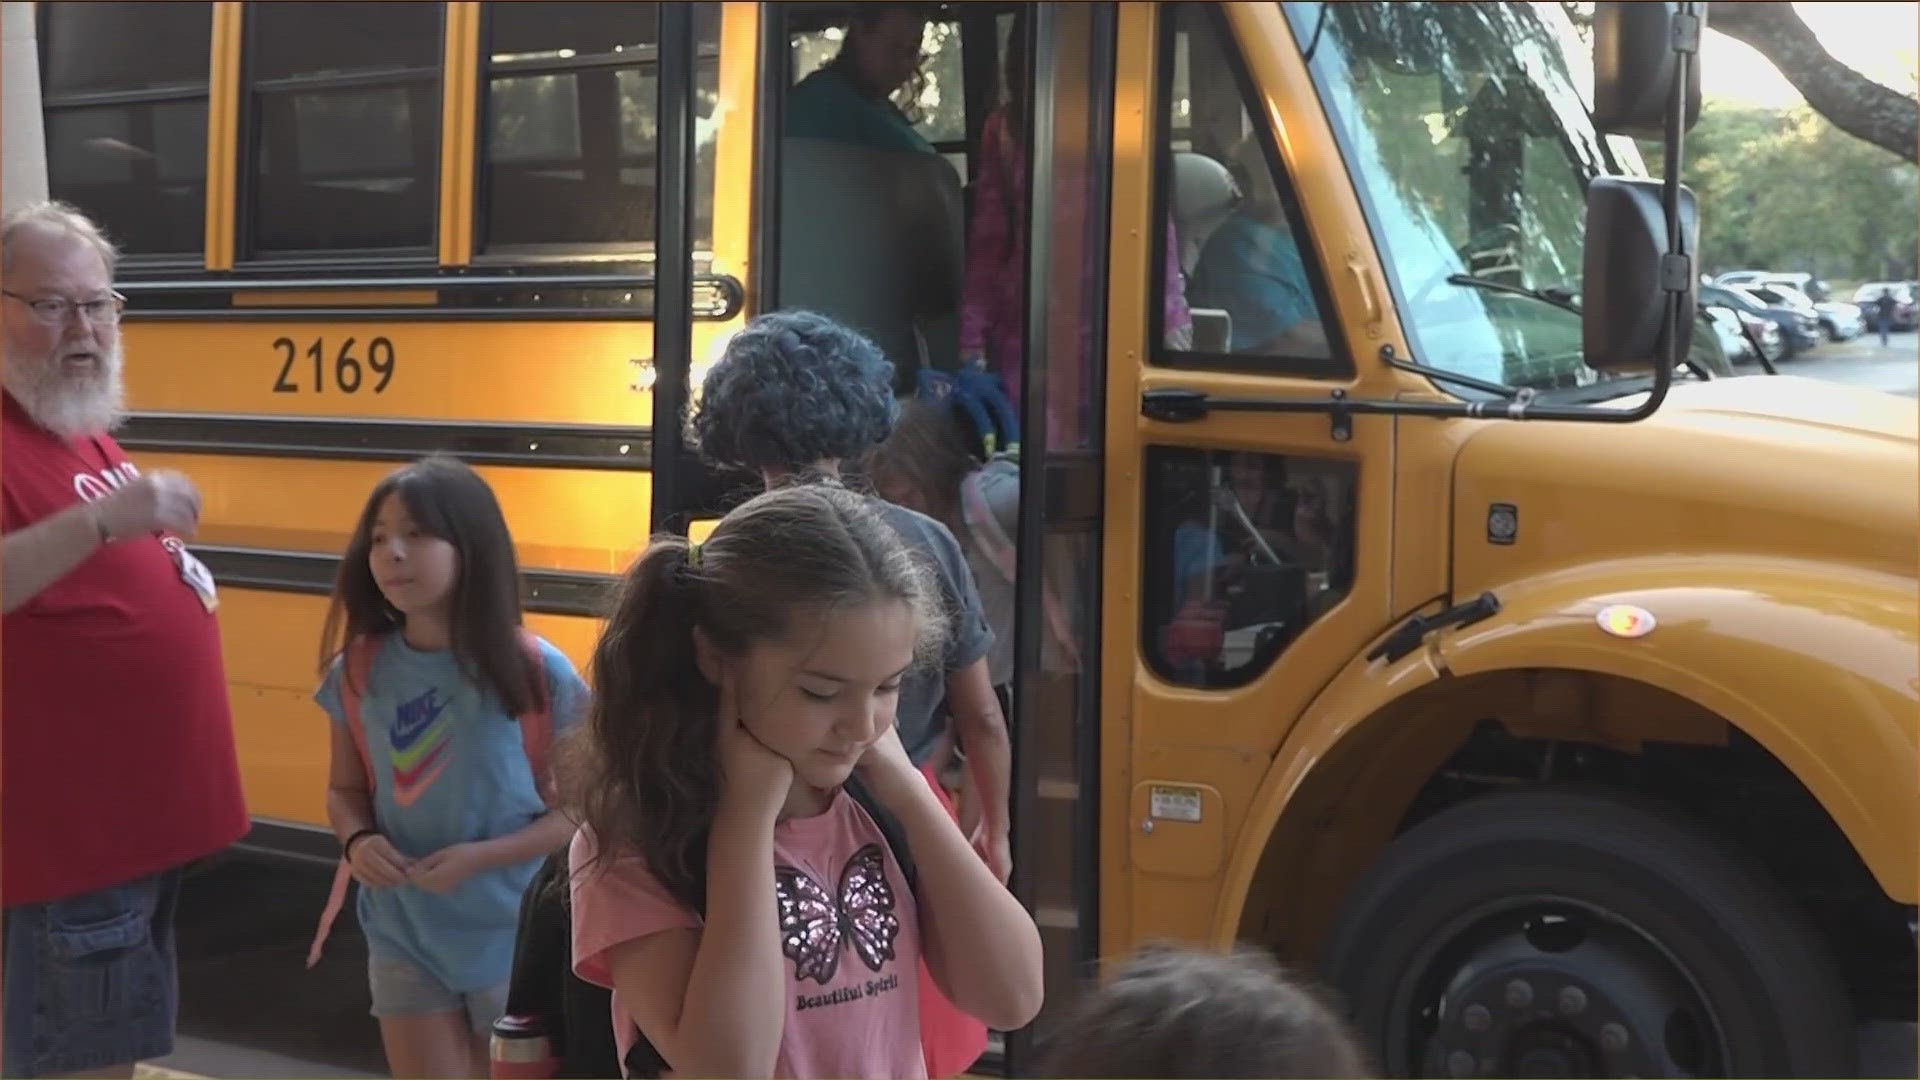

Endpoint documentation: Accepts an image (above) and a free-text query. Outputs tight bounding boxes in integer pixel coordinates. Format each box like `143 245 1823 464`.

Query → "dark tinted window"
243 2 442 256
490 3 651 60
43 2 213 93
1141 448 1356 690
40 2 212 258
250 2 442 80
479 2 720 252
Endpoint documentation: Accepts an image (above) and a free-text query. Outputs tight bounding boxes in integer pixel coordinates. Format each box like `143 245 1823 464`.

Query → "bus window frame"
468 2 726 264
1146 2 1353 379
233 1 447 269
37 1 215 274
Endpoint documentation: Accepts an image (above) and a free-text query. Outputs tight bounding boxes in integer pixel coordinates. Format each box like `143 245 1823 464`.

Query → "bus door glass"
998 4 1116 1066
757 3 1114 1067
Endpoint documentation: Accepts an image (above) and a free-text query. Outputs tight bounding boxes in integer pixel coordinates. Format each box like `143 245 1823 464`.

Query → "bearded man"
1 201 246 1079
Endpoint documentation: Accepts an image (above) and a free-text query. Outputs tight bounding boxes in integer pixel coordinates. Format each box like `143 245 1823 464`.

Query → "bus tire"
1318 786 1855 1078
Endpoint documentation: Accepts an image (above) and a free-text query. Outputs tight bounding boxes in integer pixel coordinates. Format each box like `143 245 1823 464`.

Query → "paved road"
1759 328 1919 397
155 853 386 1078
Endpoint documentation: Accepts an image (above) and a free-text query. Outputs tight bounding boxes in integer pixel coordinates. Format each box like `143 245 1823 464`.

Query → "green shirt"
786 63 935 155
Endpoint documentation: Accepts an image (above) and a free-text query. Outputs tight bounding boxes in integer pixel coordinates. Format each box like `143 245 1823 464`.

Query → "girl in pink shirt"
566 482 1044 1079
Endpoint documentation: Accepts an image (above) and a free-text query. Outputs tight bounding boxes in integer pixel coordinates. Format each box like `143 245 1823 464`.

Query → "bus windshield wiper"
1445 273 1582 314
1378 346 1521 400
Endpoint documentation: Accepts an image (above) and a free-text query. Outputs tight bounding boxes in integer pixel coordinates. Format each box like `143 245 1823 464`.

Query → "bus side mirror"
1592 2 1702 138
1583 177 1698 373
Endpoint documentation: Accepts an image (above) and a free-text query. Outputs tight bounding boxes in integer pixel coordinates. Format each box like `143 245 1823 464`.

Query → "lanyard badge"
162 535 220 613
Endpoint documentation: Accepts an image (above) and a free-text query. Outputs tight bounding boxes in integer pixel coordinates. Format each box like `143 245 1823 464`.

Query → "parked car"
1708 303 1786 365
1703 306 1756 365
1814 301 1865 342
1851 281 1918 330
1743 283 1861 342
1715 270 1831 303
1700 284 1821 358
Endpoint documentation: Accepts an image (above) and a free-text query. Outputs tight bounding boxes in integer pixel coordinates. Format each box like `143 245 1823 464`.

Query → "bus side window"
1154 5 1341 373
242 2 442 258
478 3 722 254
40 2 213 260
1143 448 1357 690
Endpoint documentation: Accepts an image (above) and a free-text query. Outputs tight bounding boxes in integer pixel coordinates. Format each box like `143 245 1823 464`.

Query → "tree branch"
1706 1 1917 164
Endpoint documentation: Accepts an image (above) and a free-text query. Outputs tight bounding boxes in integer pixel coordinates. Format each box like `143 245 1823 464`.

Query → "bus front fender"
1214 559 1920 951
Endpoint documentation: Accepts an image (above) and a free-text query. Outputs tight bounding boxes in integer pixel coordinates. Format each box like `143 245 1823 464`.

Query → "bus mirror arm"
1367 591 1502 666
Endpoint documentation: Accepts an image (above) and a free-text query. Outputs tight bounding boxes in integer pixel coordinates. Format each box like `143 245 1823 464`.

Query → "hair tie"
685 541 702 569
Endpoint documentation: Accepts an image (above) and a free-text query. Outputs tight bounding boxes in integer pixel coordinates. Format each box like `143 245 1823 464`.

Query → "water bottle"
490 1014 557 1080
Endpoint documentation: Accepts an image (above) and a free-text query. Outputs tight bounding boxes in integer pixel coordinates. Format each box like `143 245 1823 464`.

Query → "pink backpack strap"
308 635 383 970
513 628 555 805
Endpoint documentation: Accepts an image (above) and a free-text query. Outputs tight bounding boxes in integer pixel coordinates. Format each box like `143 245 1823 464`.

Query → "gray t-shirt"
960 457 1020 688
874 499 994 765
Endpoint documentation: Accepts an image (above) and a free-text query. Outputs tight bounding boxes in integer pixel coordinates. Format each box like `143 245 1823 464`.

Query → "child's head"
863 395 982 529
689 310 898 481
319 455 534 712
1037 945 1372 1079
569 481 947 906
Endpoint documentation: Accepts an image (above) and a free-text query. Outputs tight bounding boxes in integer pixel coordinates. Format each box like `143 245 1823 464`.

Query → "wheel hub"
1422 919 1713 1077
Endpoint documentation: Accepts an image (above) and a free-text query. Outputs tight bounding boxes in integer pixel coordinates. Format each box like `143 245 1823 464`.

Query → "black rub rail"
117 412 653 471
195 545 617 619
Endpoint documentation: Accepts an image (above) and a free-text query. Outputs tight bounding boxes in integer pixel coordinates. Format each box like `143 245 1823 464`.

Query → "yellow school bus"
35 1 1915 1074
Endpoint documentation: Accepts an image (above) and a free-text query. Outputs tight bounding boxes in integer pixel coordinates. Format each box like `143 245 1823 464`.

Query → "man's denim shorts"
2 868 183 1078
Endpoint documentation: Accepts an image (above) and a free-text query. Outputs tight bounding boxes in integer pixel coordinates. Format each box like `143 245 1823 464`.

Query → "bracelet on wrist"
342 828 379 858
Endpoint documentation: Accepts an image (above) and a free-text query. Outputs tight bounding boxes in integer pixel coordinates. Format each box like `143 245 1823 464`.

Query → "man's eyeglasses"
3 290 127 327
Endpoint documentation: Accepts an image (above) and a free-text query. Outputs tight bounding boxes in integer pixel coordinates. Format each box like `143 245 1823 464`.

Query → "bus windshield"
1286 1 1660 396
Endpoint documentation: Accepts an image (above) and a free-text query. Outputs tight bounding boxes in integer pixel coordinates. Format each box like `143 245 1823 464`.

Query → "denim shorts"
368 951 509 1036
2 868 182 1078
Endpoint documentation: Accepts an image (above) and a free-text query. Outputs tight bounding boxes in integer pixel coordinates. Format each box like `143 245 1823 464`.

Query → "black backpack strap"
504 852 627 1078
504 853 567 1023
843 771 918 896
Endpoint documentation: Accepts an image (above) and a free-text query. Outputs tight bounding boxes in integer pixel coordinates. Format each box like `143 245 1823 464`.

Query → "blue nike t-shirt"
316 632 588 993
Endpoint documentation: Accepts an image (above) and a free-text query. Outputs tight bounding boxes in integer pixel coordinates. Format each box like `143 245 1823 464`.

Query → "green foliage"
1640 101 1920 281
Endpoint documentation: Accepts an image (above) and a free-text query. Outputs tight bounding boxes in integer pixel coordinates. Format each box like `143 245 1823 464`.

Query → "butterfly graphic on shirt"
775 843 901 986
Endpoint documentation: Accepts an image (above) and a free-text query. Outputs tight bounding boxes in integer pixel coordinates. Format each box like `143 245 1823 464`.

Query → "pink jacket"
960 109 1193 409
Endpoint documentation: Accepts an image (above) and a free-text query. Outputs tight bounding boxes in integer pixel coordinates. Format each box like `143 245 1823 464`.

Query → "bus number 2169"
272 337 396 394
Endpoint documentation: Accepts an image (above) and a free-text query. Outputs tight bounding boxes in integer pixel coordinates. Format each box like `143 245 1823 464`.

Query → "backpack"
306 628 554 970
958 456 1079 671
502 771 919 1079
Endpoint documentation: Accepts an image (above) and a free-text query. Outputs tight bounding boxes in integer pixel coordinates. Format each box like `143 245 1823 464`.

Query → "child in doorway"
1036 945 1372 1078
864 395 1081 834
313 455 588 1078
565 481 1044 1079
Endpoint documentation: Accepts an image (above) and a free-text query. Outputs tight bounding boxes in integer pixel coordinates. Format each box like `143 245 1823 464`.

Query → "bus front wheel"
1319 787 1855 1078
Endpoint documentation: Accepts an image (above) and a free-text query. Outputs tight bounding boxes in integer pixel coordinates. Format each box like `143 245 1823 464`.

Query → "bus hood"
1448 376 1919 591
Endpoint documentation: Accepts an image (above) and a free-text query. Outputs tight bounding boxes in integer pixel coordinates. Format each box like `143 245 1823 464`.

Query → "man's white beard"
2 342 126 439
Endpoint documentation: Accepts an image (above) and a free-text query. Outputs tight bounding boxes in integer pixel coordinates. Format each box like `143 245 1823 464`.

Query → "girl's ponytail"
569 535 718 910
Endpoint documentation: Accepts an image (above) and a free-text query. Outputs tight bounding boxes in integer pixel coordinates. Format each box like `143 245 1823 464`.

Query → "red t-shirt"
2 394 248 905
